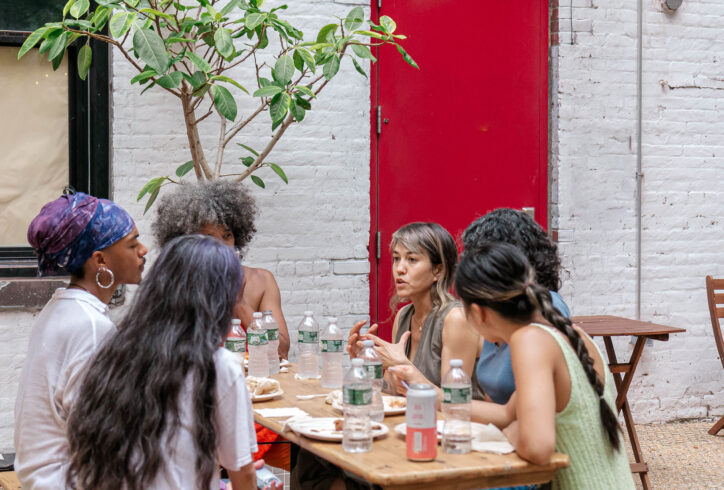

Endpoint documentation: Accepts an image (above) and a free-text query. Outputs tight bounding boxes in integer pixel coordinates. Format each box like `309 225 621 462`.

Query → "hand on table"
364 331 411 369
387 364 426 396
346 320 379 358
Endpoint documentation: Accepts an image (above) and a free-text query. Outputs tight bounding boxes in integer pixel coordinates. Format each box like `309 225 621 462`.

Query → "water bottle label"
343 387 372 406
367 363 383 380
266 328 279 341
298 331 318 343
442 387 471 404
225 338 246 354
247 332 268 346
321 339 343 352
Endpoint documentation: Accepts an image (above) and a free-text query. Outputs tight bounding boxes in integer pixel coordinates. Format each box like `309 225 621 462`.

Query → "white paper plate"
244 358 291 368
394 421 511 449
288 417 389 442
251 389 284 402
331 396 406 415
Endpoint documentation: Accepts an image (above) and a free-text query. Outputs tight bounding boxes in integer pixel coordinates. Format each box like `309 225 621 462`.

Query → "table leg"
603 337 651 490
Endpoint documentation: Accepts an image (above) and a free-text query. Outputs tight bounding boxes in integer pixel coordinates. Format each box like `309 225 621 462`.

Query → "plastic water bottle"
343 358 372 453
224 318 246 363
358 339 384 422
441 359 472 454
247 312 269 378
320 317 344 388
262 310 279 375
297 311 319 379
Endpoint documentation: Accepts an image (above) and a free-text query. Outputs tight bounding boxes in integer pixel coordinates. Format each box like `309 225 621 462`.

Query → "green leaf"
214 28 233 58
354 30 386 40
77 44 92 80
295 85 316 98
130 69 157 84
322 54 340 81
269 92 290 122
175 160 194 177
140 8 176 23
144 185 161 214
63 0 77 17
48 31 68 62
133 28 170 74
380 16 396 34
212 84 237 121
91 7 111 29
109 11 136 38
253 85 282 97
245 12 266 30
344 7 364 31
250 175 265 188
69 0 89 19
292 50 304 72
237 143 259 156
273 55 294 85
289 98 305 122
39 30 62 56
396 44 418 69
296 47 316 73
18 28 49 59
351 57 367 78
166 36 190 44
240 156 254 167
209 75 248 94
351 43 376 61
294 94 311 110
137 176 165 201
186 51 211 72
220 0 241 16
156 71 183 88
269 163 288 184
316 23 337 44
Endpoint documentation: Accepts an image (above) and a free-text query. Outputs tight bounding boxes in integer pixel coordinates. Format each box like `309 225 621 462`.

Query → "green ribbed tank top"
530 323 635 490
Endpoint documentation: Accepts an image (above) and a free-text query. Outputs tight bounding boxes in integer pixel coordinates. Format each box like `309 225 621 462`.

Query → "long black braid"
455 242 621 450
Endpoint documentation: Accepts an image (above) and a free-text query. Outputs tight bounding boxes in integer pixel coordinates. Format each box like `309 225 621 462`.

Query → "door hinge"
376 231 381 260
376 106 382 135
522 207 535 220
378 0 382 9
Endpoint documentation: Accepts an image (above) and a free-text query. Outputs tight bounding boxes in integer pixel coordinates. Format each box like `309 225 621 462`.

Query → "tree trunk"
181 94 213 180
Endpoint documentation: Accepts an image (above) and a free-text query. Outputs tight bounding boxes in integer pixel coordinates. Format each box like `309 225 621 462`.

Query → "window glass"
0 46 69 247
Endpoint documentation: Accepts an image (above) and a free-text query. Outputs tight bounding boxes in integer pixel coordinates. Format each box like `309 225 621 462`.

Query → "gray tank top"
395 302 484 400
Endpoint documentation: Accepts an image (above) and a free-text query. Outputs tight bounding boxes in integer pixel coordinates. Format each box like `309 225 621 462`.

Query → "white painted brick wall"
552 0 724 423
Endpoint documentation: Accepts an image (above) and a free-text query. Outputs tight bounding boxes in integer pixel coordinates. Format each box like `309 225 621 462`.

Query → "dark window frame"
0 6 110 278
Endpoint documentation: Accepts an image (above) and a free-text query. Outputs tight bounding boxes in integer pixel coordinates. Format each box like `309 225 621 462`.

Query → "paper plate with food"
330 394 407 415
287 417 389 442
246 376 283 402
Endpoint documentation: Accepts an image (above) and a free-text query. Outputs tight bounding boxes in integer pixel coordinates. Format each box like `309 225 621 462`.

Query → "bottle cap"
253 312 262 318
362 340 374 347
328 317 338 323
351 358 364 366
263 310 273 315
450 359 463 368
304 310 314 316
231 318 241 325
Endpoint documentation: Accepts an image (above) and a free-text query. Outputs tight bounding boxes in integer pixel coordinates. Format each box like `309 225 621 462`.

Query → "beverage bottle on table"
343 358 372 453
247 312 269 378
441 358 472 454
262 310 279 375
224 318 246 363
358 339 384 422
406 383 437 461
297 310 319 379
320 316 343 388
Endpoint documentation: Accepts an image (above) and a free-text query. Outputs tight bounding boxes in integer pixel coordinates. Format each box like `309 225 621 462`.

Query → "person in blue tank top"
462 208 571 406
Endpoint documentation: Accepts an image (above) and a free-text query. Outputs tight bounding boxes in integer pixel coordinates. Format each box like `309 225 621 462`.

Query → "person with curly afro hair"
461 208 570 407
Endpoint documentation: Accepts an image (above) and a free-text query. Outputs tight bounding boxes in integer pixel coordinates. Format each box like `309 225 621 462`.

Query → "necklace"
412 313 428 332
68 282 90 293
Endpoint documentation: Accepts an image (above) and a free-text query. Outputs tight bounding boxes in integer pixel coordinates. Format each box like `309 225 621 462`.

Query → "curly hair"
462 208 562 292
153 180 257 253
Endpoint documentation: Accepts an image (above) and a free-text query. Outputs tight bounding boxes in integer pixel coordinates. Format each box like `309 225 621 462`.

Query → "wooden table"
253 365 568 490
573 315 686 490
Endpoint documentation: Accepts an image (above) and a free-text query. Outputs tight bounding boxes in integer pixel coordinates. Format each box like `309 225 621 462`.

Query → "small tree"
20 0 416 211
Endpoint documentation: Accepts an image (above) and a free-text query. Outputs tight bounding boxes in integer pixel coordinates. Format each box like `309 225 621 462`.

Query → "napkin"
470 423 515 454
254 407 309 419
294 373 321 380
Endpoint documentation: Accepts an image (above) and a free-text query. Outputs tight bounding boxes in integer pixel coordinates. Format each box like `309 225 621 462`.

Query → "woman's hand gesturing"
346 320 379 358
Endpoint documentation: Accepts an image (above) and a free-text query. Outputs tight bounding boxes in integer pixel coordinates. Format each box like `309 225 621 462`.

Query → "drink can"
406 383 437 461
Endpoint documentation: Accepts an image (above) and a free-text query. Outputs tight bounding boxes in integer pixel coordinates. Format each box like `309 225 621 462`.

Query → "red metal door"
370 1 549 339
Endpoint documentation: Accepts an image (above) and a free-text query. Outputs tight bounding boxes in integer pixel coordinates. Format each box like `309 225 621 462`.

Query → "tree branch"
214 114 227 178
236 112 295 182
224 102 269 146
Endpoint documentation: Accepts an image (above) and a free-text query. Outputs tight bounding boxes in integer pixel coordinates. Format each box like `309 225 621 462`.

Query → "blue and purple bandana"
27 192 135 276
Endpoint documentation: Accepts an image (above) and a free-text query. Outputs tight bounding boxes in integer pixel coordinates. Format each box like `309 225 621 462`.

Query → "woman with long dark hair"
450 242 634 488
66 235 263 489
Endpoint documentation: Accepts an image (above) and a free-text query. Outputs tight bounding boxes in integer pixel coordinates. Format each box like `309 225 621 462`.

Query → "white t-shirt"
150 348 258 489
14 288 115 489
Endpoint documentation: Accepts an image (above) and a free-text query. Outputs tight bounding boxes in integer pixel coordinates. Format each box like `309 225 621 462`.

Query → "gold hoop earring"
96 265 115 289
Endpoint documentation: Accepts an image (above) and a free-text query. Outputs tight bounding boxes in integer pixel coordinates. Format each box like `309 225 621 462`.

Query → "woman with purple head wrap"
14 191 147 489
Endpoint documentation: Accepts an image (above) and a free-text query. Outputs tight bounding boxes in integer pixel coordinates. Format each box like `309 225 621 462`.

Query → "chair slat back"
705 276 724 369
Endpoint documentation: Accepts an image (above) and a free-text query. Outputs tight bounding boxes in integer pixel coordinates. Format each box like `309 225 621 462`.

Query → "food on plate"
386 397 406 409
334 418 344 431
245 376 280 396
325 390 343 405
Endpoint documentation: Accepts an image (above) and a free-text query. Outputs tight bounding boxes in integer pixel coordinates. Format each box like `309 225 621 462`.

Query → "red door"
370 1 549 339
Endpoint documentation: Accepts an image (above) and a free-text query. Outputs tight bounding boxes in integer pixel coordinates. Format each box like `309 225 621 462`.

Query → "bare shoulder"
243 265 278 288
443 305 467 326
509 325 558 360
442 305 478 342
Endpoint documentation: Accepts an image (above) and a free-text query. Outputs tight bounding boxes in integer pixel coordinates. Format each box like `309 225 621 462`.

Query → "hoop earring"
96 265 115 289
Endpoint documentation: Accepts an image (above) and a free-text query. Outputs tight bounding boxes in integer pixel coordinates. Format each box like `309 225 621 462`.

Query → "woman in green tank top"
451 242 635 490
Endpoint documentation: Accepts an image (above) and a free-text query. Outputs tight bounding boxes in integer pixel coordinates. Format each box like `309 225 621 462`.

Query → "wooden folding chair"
705 276 724 435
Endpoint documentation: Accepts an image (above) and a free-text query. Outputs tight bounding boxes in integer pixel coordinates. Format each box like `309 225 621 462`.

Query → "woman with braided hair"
451 242 634 489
